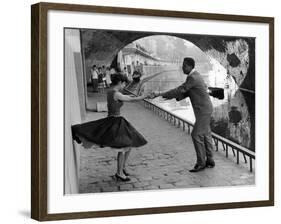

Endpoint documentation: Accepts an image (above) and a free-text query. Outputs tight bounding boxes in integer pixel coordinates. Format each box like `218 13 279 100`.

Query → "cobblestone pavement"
79 91 255 193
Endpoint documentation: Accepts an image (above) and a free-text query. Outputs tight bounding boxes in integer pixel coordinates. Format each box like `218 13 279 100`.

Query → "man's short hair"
183 57 195 68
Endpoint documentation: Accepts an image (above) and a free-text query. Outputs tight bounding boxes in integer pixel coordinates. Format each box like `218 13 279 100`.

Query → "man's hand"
146 92 155 99
153 91 162 98
144 92 152 99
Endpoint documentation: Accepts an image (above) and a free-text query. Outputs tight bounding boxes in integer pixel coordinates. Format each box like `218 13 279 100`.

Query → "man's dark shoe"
189 164 205 172
206 160 215 168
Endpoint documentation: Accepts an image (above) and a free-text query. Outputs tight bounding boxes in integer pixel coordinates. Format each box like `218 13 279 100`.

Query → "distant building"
117 42 170 79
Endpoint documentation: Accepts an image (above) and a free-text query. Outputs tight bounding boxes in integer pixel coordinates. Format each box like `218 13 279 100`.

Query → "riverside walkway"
79 89 255 193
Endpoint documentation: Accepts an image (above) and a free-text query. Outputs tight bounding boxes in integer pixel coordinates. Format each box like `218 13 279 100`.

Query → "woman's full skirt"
72 116 147 149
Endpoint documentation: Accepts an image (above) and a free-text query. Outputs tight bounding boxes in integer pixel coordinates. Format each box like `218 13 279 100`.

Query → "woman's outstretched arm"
114 91 148 102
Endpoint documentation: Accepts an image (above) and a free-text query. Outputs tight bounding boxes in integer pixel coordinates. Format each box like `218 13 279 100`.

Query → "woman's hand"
147 91 161 99
143 92 153 99
140 92 150 99
148 92 156 99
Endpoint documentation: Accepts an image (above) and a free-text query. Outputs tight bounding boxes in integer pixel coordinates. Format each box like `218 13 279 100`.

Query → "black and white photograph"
29 2 274 221
1 0 279 222
65 28 256 194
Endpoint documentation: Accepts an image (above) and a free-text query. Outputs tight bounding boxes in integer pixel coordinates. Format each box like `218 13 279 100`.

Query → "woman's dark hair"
111 73 129 85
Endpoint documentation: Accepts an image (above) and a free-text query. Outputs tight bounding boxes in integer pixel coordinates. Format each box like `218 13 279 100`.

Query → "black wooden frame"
31 2 274 221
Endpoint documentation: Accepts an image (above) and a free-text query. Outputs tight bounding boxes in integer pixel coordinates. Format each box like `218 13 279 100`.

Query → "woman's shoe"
115 173 130 182
123 169 130 176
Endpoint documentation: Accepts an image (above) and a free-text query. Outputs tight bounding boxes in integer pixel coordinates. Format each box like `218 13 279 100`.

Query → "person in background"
110 67 116 82
90 65 98 92
101 65 106 75
97 67 105 93
110 66 116 75
105 66 112 87
72 74 149 181
101 65 107 88
123 66 129 78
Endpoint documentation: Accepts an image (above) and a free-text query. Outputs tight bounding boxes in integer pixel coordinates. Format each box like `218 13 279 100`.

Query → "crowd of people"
90 65 130 93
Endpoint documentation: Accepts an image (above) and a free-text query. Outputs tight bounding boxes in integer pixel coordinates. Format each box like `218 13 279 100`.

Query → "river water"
139 67 255 151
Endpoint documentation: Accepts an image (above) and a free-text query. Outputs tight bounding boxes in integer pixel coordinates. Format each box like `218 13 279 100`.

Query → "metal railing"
136 94 255 172
124 66 255 172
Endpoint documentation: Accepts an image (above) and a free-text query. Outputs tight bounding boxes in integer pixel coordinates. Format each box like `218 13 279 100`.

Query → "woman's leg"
123 148 131 174
117 151 125 177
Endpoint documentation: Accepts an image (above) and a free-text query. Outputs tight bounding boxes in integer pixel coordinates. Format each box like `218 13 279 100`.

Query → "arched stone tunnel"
81 29 255 91
81 29 255 150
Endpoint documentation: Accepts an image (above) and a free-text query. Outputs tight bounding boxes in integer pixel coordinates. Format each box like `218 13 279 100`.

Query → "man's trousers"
191 113 214 166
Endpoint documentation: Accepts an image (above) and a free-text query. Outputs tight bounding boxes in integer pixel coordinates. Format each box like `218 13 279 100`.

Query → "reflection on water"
139 64 255 151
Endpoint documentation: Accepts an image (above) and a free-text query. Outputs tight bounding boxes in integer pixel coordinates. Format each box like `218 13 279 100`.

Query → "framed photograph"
31 2 274 221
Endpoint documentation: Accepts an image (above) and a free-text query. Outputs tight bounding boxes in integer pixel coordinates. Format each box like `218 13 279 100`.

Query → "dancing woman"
72 73 148 181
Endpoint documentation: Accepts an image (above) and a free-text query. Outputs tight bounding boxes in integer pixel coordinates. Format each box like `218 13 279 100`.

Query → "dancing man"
151 57 215 172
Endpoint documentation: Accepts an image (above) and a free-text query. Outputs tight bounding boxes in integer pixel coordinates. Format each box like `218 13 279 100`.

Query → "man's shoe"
189 164 205 172
206 160 215 168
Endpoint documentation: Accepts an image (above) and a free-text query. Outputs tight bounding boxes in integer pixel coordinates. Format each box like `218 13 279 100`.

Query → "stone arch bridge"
81 29 255 91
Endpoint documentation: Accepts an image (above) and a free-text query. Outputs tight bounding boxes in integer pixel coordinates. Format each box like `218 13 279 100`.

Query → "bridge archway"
81 29 255 91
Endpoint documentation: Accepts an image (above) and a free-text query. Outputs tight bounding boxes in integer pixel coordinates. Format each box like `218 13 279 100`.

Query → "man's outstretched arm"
153 76 195 99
